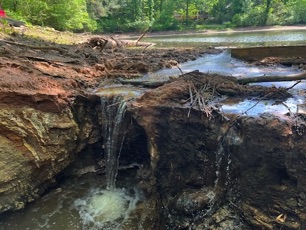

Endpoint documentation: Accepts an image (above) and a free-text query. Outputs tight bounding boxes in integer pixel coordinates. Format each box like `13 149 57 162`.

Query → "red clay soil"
0 34 218 112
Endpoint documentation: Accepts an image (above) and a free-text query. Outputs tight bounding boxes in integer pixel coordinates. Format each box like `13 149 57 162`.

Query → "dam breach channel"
0 32 306 229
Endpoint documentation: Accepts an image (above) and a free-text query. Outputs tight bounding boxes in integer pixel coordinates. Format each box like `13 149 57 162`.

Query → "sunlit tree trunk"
185 0 190 25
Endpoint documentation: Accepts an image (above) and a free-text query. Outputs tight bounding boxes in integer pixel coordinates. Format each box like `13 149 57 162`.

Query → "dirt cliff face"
130 74 306 229
0 34 212 214
0 107 78 212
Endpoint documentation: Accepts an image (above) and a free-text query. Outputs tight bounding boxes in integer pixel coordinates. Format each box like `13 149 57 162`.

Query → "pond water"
143 29 306 48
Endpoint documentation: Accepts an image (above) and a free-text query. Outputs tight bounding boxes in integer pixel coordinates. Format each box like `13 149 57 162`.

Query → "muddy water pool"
0 171 142 230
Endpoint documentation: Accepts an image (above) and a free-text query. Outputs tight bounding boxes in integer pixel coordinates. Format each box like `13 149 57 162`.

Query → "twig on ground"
286 80 302 90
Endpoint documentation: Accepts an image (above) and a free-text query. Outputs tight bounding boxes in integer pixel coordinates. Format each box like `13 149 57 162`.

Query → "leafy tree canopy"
1 0 305 32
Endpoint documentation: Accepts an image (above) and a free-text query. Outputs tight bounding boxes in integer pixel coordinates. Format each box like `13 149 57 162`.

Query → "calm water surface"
144 29 306 48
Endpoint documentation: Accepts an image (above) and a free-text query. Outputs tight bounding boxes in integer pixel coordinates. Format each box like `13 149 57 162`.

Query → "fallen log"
237 72 306 84
117 77 169 88
231 46 306 61
135 30 148 45
118 71 306 88
0 17 25 27
121 40 154 47
87 36 154 50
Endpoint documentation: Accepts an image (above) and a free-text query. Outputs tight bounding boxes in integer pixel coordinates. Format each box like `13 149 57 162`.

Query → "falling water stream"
73 88 143 229
74 95 131 229
196 127 243 219
101 96 127 191
0 87 143 230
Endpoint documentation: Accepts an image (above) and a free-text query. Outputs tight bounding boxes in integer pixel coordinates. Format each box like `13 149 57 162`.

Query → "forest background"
1 0 306 33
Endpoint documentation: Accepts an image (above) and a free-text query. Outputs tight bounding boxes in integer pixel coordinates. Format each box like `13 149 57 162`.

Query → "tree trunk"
264 0 271 24
237 72 306 84
186 0 190 25
118 71 306 88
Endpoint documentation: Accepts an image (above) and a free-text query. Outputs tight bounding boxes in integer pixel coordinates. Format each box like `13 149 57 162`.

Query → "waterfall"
74 88 142 229
202 126 242 217
101 95 127 191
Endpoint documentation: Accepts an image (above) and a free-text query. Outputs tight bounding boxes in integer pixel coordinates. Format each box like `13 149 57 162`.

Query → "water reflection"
144 30 306 48
221 96 306 116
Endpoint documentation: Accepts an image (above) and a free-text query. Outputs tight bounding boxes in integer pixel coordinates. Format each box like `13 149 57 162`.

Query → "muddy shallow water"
0 170 142 230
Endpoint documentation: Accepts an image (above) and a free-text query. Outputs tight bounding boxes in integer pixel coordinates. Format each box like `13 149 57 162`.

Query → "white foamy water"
74 188 140 230
0 172 142 229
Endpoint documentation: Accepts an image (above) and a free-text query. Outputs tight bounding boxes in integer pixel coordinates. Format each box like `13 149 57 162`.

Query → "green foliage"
1 0 306 33
151 0 180 31
97 18 119 32
176 3 199 21
266 1 292 25
122 20 152 32
232 4 267 26
152 14 179 31
0 18 15 34
2 0 96 31
290 0 306 23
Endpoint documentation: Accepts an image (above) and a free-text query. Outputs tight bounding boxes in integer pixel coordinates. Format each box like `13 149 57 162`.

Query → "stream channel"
0 29 305 229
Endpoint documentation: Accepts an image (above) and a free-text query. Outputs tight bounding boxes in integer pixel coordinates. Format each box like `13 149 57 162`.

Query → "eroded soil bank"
129 72 306 229
0 32 216 212
0 30 306 229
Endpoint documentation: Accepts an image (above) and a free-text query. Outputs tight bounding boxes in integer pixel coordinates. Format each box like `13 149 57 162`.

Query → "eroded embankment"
0 33 216 214
0 70 306 229
0 33 305 229
129 72 306 229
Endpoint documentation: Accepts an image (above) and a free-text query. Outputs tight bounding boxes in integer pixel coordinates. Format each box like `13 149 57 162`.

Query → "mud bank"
0 32 216 212
0 32 305 229
128 73 306 229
